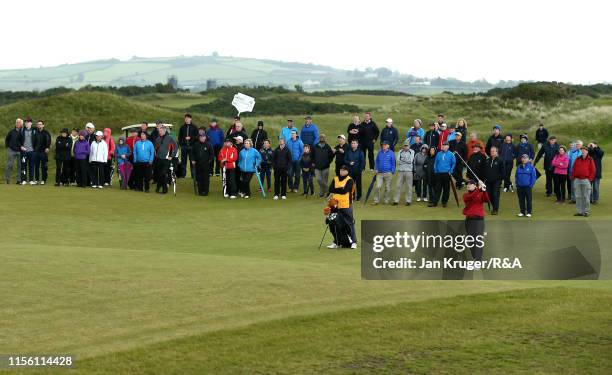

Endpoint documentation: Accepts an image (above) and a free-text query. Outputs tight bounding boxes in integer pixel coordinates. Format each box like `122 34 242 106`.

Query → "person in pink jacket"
103 127 116 185
551 145 569 203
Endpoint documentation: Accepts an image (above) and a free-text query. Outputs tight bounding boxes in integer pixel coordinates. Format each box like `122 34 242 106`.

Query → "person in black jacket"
333 135 349 176
313 134 335 197
483 146 505 214
54 128 72 186
588 142 604 204
300 144 315 195
190 130 215 196
449 131 467 189
178 114 198 179
33 120 51 184
485 125 504 156
424 123 440 150
250 121 268 151
347 115 360 143
358 112 379 171
534 136 560 197
423 146 437 202
467 143 486 182
272 138 292 199
4 118 24 184
535 123 548 150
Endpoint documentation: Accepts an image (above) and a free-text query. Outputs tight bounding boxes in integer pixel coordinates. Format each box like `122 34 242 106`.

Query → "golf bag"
326 212 353 248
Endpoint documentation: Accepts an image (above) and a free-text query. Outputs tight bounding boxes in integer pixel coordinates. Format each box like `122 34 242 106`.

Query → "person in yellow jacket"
328 164 357 249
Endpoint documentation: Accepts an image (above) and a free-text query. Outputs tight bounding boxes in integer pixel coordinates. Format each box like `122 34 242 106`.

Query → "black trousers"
70 157 77 183
465 218 485 261
55 160 70 185
34 151 48 182
274 168 288 197
434 173 451 204
135 162 152 191
76 159 89 187
503 160 514 189
517 186 533 214
544 169 553 195
241 172 253 196
91 161 104 186
261 164 272 190
302 170 314 194
415 178 427 198
155 158 170 192
453 164 464 188
339 206 356 243
553 173 567 201
212 145 222 175
486 179 501 211
349 171 362 200
566 172 572 199
195 161 210 195
104 161 112 185
180 145 193 178
223 168 237 196
361 142 375 170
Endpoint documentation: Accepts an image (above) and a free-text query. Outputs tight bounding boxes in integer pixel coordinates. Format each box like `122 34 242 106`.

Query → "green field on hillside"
1 91 611 373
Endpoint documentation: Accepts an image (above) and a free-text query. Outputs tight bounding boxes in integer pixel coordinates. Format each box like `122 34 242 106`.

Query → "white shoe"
327 243 339 249
104 183 109 186
98 185 103 189
29 181 36 185
92 185 98 188
517 213 524 217
417 197 421 202
40 181 45 185
273 195 279 200
230 195 236 199
526 213 532 218
424 197 428 202
244 195 250 199
350 243 358 249
224 194 229 198
239 192 244 197
503 188 508 192
281 196 287 200
22 181 27 185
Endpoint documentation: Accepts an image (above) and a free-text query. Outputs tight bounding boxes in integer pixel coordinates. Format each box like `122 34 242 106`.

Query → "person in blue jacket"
279 119 298 143
238 139 262 199
286 130 304 193
345 139 365 201
380 118 399 151
406 119 425 145
133 132 155 192
372 140 395 205
429 142 456 207
206 119 225 176
515 154 537 217
300 116 319 147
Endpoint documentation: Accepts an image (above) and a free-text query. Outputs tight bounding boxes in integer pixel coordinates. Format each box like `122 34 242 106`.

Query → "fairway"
1 166 611 372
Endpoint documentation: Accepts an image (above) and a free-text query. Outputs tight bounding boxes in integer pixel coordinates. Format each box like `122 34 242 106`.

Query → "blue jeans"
591 178 600 202
288 160 301 189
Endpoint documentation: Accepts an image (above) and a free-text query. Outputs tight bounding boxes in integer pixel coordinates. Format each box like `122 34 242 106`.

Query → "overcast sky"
2 0 609 83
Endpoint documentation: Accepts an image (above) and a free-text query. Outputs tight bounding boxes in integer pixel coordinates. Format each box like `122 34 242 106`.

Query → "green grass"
1 91 611 373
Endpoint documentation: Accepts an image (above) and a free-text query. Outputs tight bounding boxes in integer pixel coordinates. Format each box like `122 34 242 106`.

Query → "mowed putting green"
1 165 611 373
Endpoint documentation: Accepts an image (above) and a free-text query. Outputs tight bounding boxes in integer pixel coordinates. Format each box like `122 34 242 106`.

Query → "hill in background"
0 54 521 94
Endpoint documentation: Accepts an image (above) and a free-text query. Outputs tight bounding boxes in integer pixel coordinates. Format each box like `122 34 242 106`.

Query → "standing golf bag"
326 212 353 248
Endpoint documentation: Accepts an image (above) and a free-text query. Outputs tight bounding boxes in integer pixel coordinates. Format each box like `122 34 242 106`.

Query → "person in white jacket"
89 131 108 188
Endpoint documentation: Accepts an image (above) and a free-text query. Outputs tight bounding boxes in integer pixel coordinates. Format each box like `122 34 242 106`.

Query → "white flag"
231 93 256 115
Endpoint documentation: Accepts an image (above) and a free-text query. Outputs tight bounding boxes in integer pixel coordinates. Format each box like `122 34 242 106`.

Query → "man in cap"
272 138 292 200
300 115 320 147
287 130 304 193
178 113 198 179
20 118 36 184
344 138 365 201
54 128 72 186
483 146 505 215
534 135 560 197
407 119 425 146
328 164 357 249
535 122 549 151
515 153 537 217
424 122 440 150
191 130 215 196
154 125 178 194
486 124 504 156
333 134 349 177
280 119 297 143
33 120 51 185
393 139 415 206
437 122 449 149
206 118 225 176
313 134 334 197
85 122 96 143
430 141 456 207
379 118 398 151
372 140 395 205
467 143 486 182
89 130 108 188
571 145 596 217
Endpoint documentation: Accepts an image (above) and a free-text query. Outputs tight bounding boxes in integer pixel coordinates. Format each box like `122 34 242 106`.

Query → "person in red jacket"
103 128 116 185
571 146 596 216
462 179 490 262
218 139 238 198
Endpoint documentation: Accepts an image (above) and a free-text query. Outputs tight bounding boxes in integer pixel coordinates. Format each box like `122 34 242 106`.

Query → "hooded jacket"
280 126 298 143
396 148 415 172
414 150 428 179
115 143 132 166
54 135 72 161
238 147 262 172
73 139 90 160
515 162 537 188
89 139 108 163
103 128 115 161
250 127 268 150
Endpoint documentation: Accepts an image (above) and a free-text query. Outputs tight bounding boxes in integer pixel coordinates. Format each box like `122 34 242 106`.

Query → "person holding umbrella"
115 136 132 190
191 130 215 196
462 179 490 263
